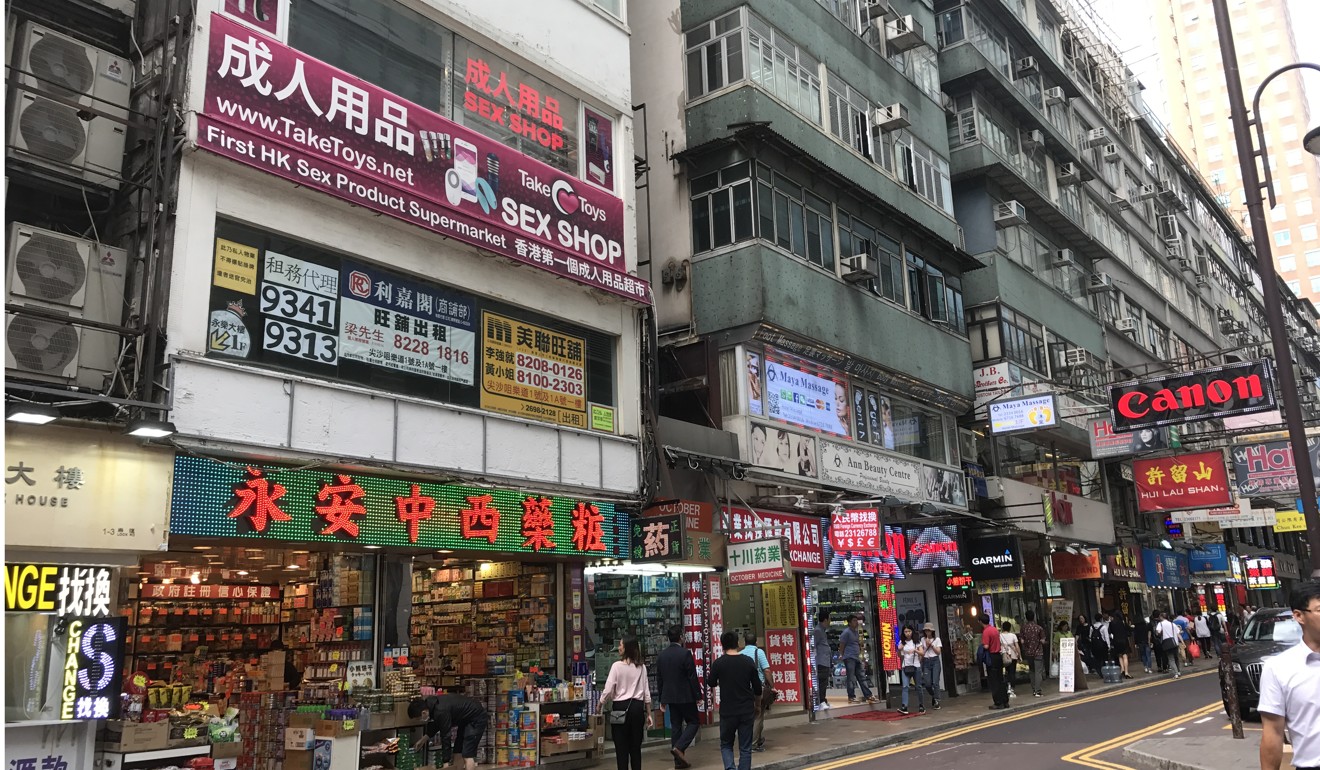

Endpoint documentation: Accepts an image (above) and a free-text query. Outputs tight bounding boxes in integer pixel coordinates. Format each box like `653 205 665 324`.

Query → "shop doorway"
806 577 880 705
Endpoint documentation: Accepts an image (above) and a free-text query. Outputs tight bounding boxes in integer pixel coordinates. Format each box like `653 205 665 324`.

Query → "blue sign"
962 462 988 498
1188 543 1230 574
1141 547 1191 588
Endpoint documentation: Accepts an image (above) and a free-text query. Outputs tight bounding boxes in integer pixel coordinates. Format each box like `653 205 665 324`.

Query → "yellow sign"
762 581 797 629
590 404 615 433
1274 509 1307 532
213 238 258 294
979 577 1025 594
480 311 588 429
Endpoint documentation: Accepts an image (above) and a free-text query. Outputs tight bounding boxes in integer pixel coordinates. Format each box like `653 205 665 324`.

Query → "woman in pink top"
599 634 654 770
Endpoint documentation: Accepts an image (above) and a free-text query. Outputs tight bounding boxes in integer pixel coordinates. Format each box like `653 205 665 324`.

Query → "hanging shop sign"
723 507 824 571
1244 556 1279 589
966 535 1022 581
974 362 1023 405
1050 550 1101 580
200 14 646 304
1102 546 1145 581
1274 508 1308 533
141 583 280 601
5 425 174 552
905 525 963 570
60 617 127 720
1087 418 1168 459
817 439 923 501
829 507 881 551
938 570 974 603
876 579 901 672
1108 360 1276 431
1229 438 1320 498
1171 507 1277 528
922 465 969 509
1141 548 1191 589
3 564 113 616
1188 544 1230 575
1133 451 1232 513
169 455 628 557
764 629 804 704
764 354 849 437
988 394 1057 435
582 105 614 191
1275 554 1301 580
978 577 1025 594
823 522 907 579
645 500 721 566
726 538 792 586
762 582 798 629
630 513 683 562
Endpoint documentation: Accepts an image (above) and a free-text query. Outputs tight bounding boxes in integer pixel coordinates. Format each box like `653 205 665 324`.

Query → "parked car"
1219 608 1302 719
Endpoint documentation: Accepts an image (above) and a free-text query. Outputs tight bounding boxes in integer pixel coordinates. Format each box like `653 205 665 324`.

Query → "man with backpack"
741 632 773 752
1206 611 1225 656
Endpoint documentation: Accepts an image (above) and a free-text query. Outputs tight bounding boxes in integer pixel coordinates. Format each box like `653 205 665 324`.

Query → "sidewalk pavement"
1123 736 1269 770
626 667 1178 770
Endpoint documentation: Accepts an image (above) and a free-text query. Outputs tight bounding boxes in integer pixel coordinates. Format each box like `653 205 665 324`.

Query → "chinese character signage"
1274 508 1308 533
905 525 962 570
222 0 287 40
829 507 880 551
631 513 683 562
200 14 647 304
169 455 628 556
645 500 721 567
60 617 126 720
1102 545 1145 581
764 354 849 437
723 507 824 571
967 535 1022 581
875 579 901 672
1171 506 1277 528
764 629 803 704
1087 418 1168 459
1133 451 1232 513
1230 438 1320 498
988 394 1057 434
938 570 973 602
761 582 798 629
1049 550 1101 580
3 564 113 616
480 311 588 428
206 224 616 431
1141 548 1191 589
824 521 907 579
1244 556 1278 589
140 583 278 600
726 539 791 586
1108 360 1276 431
1188 544 1230 574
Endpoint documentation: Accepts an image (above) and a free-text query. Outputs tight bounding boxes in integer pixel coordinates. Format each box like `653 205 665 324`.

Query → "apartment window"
685 11 745 100
1273 203 1289 221
1303 224 1318 242
690 162 754 254
1195 76 1211 93
1310 276 1320 294
1307 250 1320 267
756 168 834 269
998 305 1047 373
747 13 822 123
827 72 873 159
1288 280 1302 294
1146 317 1169 358
1279 255 1297 272
1292 174 1309 192
1201 122 1218 138
906 252 964 333
1276 229 1293 246
1286 150 1302 168
590 0 623 19
893 133 954 214
1190 54 1206 70
1283 125 1300 142
837 211 904 304
1297 198 1313 217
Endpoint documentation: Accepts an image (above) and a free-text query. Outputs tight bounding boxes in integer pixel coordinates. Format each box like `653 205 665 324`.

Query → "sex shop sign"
1132 451 1233 513
168 455 629 557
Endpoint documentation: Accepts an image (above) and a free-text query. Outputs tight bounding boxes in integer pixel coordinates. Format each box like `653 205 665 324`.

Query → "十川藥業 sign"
1108 360 1275 431
726 538 791 585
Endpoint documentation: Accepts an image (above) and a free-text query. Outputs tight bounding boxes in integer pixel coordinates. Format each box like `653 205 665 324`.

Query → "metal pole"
1211 0 1320 578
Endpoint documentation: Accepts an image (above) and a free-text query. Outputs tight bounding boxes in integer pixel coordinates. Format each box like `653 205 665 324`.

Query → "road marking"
802 670 1216 770
1222 724 1263 732
1060 702 1222 770
1162 728 1185 735
1194 717 1213 724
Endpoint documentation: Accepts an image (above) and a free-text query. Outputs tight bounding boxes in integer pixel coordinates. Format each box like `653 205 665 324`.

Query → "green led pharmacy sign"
170 455 629 558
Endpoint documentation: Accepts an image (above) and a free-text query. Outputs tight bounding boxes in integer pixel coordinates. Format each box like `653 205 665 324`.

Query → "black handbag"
608 699 632 724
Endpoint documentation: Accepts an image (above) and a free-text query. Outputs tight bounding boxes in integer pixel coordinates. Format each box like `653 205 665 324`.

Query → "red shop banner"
1133 451 1233 513
199 14 649 304
830 507 880 551
723 507 825 571
765 629 804 705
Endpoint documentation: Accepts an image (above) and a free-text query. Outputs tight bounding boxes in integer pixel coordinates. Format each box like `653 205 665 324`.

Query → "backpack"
1208 614 1221 634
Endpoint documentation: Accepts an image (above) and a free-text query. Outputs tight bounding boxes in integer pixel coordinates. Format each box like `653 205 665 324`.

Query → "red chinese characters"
395 484 435 543
521 496 556 551
228 466 291 533
570 501 606 552
315 474 366 537
461 494 500 544
1133 451 1233 513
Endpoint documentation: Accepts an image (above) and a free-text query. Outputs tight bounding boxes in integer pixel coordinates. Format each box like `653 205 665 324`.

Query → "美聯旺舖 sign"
1133 451 1232 512
1108 360 1275 431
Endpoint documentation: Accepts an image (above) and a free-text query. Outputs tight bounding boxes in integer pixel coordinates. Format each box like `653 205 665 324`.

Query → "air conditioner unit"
1086 273 1116 293
1135 184 1158 201
1158 181 1178 200
1063 348 1094 368
1116 317 1139 333
841 253 878 284
5 223 126 388
1109 192 1132 210
1085 127 1109 147
873 103 911 131
1164 239 1184 260
1045 87 1067 105
1195 274 1211 288
1021 129 1045 149
994 200 1028 227
861 0 897 22
1015 56 1039 78
886 15 925 52
1057 162 1082 185
8 23 131 189
1052 249 1077 269
1177 257 1194 273
1102 143 1120 162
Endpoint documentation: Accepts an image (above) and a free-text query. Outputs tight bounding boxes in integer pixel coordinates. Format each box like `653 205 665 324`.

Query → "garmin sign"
967 535 1022 580
1108 360 1275 431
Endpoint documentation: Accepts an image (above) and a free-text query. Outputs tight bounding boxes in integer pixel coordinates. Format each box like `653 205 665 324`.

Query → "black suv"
1220 609 1302 719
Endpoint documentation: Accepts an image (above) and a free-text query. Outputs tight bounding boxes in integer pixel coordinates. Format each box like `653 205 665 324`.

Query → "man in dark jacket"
709 630 763 770
656 625 700 769
409 694 488 770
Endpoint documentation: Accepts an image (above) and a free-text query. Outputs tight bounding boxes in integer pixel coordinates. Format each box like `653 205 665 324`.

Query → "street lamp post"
1211 0 1320 579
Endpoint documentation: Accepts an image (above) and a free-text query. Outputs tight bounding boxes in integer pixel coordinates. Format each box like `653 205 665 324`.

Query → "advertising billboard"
1108 360 1276 431
1133 451 1233 513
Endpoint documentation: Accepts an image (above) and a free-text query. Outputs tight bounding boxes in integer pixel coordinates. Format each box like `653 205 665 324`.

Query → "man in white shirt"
1258 581 1320 770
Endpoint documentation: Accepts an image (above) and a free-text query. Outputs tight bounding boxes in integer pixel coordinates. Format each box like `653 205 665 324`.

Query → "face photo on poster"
748 424 818 478
748 352 763 416
922 466 967 508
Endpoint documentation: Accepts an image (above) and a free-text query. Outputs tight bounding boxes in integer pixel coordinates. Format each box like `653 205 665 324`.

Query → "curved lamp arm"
1249 62 1320 208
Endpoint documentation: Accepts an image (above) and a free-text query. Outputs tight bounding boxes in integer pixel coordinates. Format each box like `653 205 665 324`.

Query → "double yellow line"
1061 700 1222 770
804 670 1215 770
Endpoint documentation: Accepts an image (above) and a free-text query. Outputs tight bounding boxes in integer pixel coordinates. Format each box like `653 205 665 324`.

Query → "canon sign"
1107 360 1276 431
967 535 1022 580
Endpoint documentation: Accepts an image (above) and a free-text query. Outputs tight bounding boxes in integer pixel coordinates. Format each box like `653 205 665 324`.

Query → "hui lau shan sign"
1108 360 1276 431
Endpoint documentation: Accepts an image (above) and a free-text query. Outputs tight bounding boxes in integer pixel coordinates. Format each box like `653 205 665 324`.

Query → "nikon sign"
1108 360 1276 431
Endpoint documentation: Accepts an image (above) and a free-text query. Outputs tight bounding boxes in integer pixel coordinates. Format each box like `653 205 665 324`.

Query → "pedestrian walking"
1109 610 1133 679
840 613 877 704
1208 611 1225 656
1258 581 1320 770
656 625 700 769
999 620 1020 697
1074 614 1096 674
709 630 763 770
1173 611 1193 668
1090 613 1111 674
1150 611 1168 673
812 609 833 711
1193 613 1213 659
979 617 1008 710
897 625 925 715
740 631 772 752
919 623 943 709
1132 613 1153 674
1019 611 1046 697
408 694 489 770
1155 612 1182 679
598 634 653 770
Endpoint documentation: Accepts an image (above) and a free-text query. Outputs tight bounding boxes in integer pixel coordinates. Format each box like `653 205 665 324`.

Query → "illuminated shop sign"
1133 451 1233 513
938 569 973 602
169 455 628 557
905 525 962 570
3 564 112 616
60 617 126 720
988 394 1057 435
1245 556 1279 589
1108 361 1276 431
966 535 1022 581
1229 437 1320 498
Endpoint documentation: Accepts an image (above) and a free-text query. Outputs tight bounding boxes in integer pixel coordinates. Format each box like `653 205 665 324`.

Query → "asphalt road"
802 669 1228 770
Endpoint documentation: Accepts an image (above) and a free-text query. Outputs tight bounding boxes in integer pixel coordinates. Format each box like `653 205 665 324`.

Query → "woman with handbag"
1155 612 1182 679
599 634 654 770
